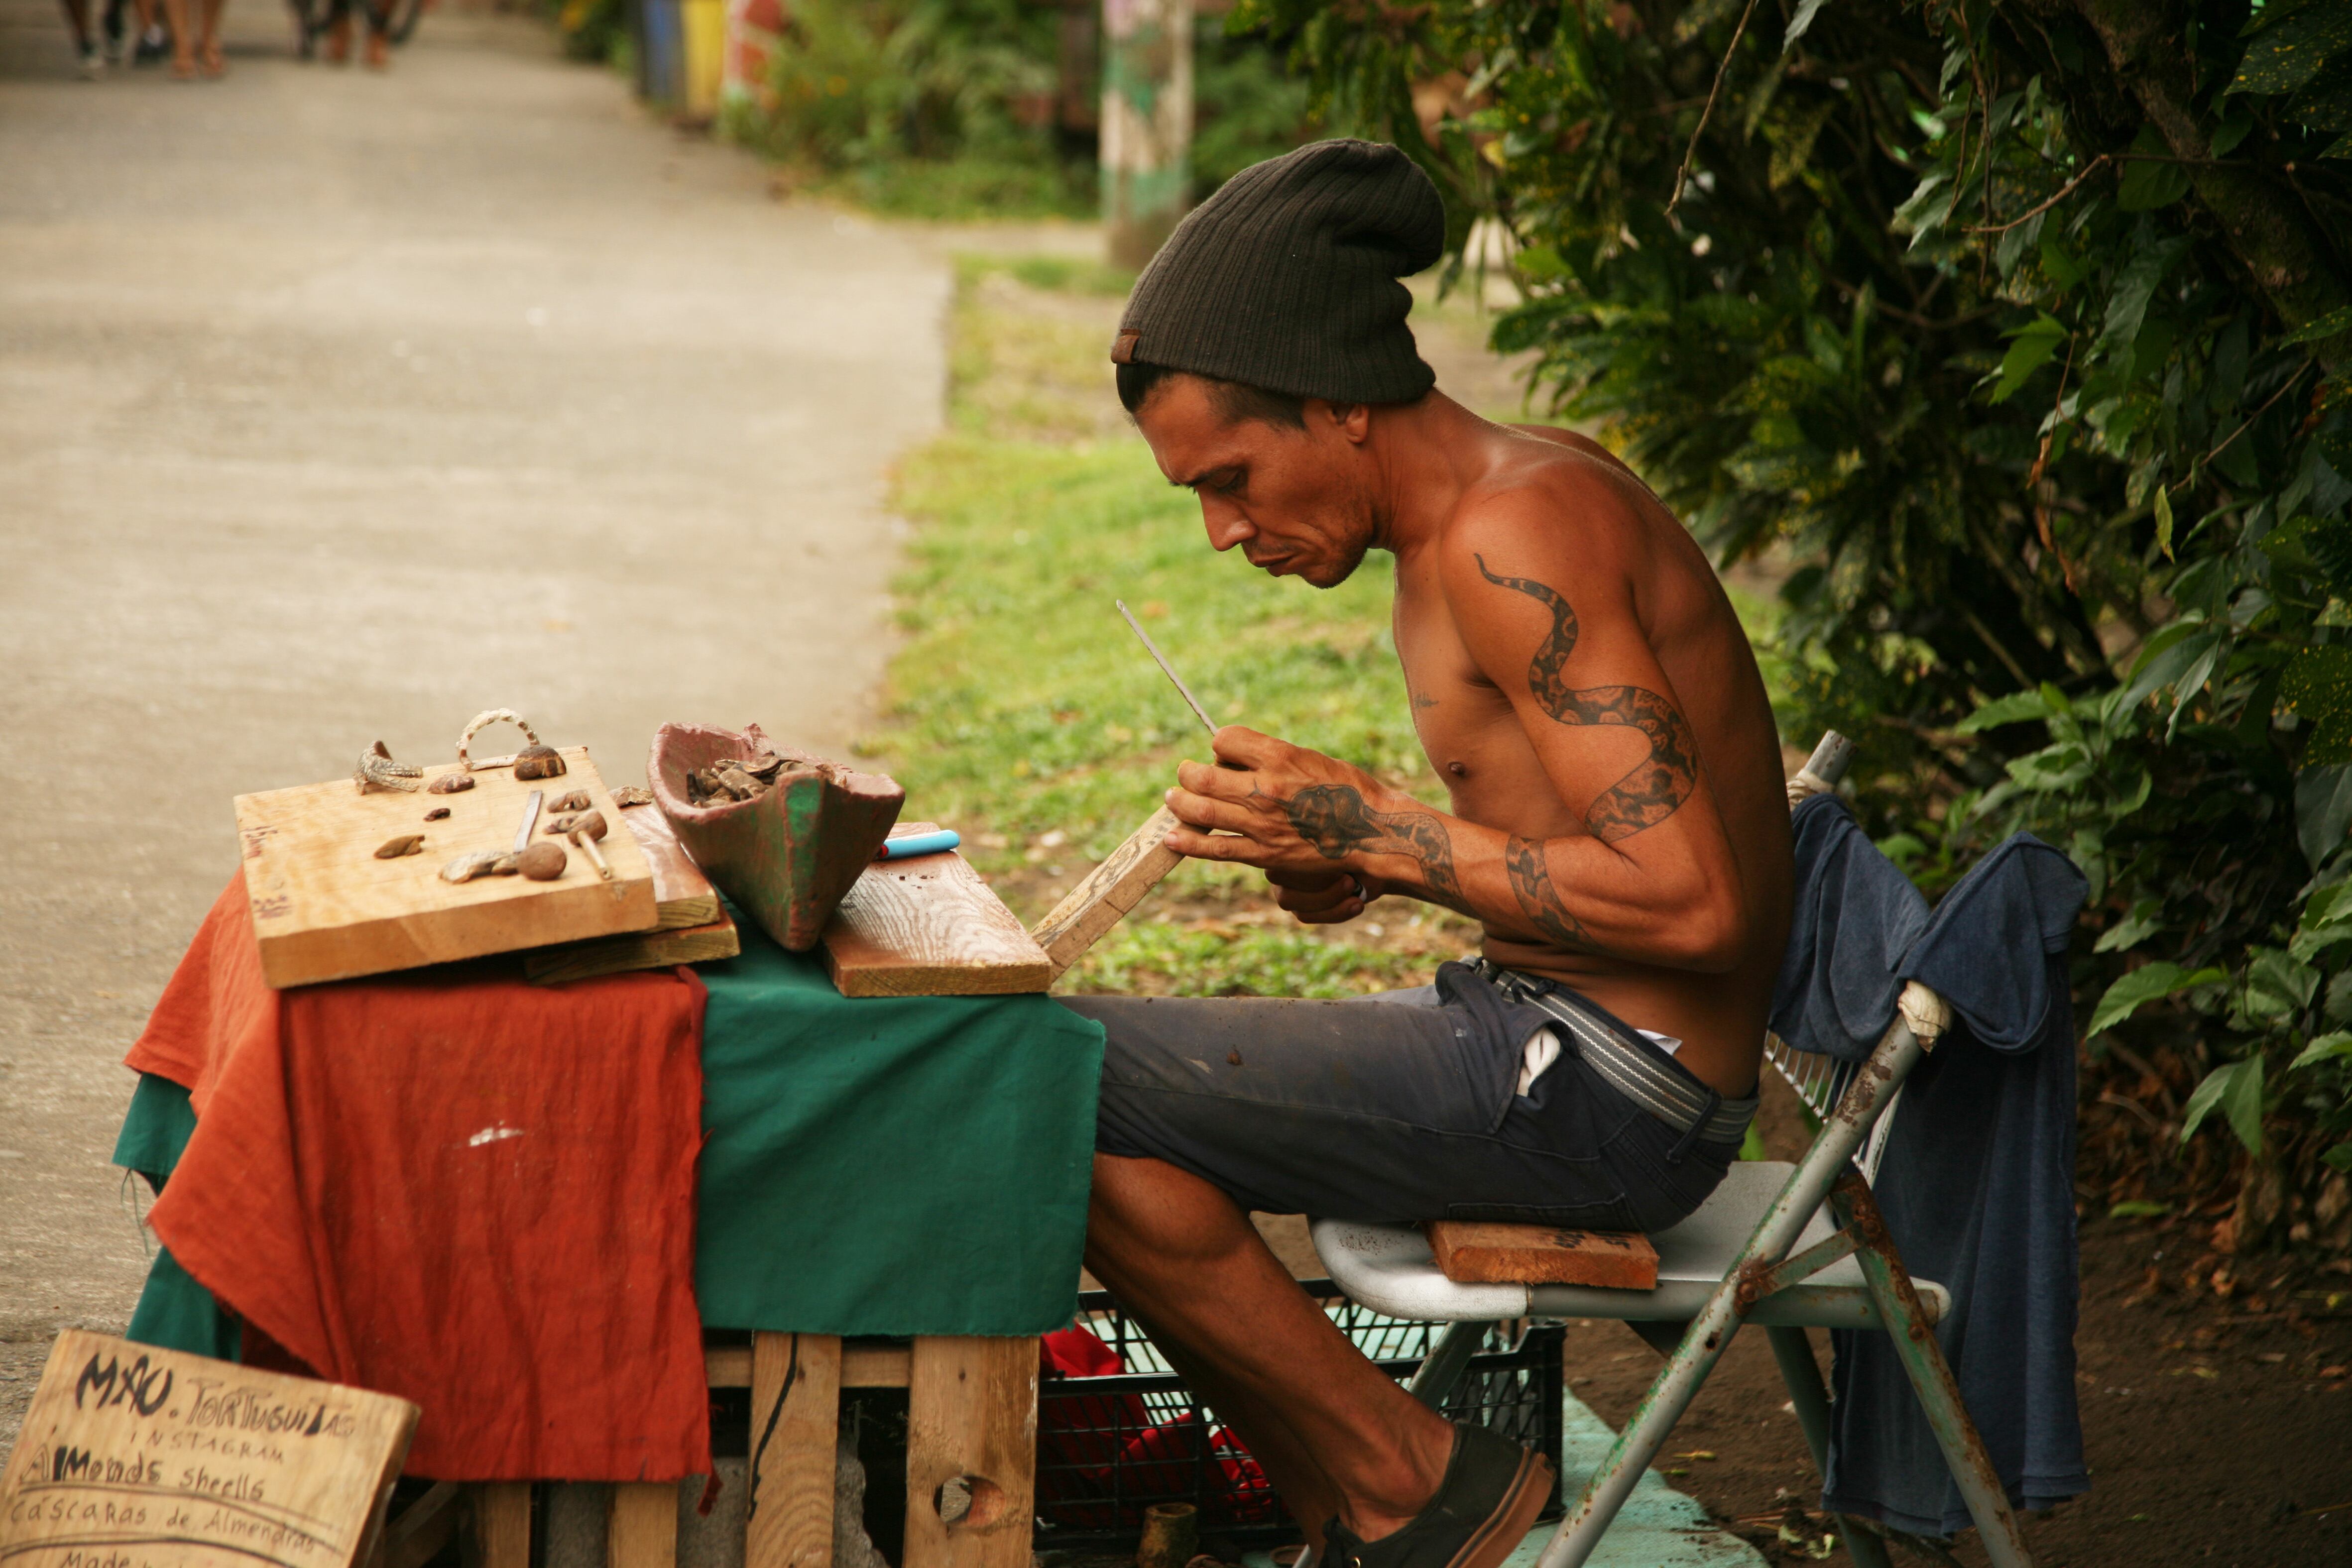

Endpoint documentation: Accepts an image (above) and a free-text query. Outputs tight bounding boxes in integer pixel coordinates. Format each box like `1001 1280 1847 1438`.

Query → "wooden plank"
238 747 658 989
747 1334 840 1568
619 801 723 930
605 1483 675 1568
523 915 740 986
706 1344 753 1388
376 1482 467 1568
1424 1220 1659 1289
0 1331 417 1568
821 827 1051 997
902 1338 1038 1568
1028 806 1183 978
839 1344 912 1389
473 1483 531 1568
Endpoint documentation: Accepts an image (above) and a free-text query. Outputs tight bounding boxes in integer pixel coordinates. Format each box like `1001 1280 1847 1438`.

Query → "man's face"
1132 375 1377 589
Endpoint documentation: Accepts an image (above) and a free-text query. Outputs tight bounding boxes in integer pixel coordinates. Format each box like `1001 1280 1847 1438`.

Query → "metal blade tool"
1117 600 1219 738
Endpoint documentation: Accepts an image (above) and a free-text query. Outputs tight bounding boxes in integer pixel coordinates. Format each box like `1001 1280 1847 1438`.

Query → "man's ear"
1309 399 1373 444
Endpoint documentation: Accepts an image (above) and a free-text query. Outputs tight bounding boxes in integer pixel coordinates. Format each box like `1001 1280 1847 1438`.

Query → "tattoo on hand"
1505 834 1597 954
1474 555 1700 843
1287 784 1473 914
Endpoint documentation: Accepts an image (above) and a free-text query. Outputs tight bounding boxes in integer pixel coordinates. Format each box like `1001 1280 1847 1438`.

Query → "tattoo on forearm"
1287 784 1474 914
1505 834 1597 953
1473 555 1700 843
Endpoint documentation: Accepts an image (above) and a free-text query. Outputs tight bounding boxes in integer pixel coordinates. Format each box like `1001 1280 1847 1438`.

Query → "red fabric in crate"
1036 1324 1277 1528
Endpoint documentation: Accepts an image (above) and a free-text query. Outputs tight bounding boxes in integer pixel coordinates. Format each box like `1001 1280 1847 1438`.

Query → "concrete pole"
1100 0 1192 269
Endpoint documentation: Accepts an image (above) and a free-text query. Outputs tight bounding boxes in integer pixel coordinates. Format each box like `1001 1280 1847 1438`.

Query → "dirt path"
0 0 944 1443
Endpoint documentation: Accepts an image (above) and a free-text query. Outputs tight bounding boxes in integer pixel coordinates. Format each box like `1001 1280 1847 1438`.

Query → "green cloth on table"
115 924 1108 1348
113 1074 242 1361
694 927 1105 1336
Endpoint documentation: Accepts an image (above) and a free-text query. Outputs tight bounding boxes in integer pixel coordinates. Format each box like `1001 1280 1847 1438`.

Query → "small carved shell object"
424 807 451 822
513 745 568 781
428 773 476 795
374 834 426 859
456 708 541 771
441 850 504 883
355 741 425 794
545 809 607 841
611 785 653 808
550 791 591 814
516 842 567 881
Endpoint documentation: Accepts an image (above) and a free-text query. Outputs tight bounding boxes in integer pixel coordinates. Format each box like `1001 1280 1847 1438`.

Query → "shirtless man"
1058 141 1793 1568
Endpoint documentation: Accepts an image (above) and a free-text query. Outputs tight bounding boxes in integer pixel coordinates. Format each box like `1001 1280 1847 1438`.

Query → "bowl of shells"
649 722 905 951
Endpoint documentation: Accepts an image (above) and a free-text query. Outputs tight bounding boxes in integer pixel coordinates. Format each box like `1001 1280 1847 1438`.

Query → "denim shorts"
1057 963 1736 1234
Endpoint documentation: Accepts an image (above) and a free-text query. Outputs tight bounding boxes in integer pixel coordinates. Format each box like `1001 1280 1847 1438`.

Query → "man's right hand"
1267 865 1379 925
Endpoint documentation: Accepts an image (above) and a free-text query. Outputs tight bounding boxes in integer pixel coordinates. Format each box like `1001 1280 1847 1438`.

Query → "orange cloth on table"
133 874 713 1482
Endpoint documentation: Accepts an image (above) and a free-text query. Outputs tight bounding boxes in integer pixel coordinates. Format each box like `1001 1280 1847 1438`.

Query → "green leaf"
2294 763 2352 866
1783 0 1833 52
2327 1144 2352 1173
1956 687 2058 734
2281 646 2352 764
2108 1199 2173 1219
2090 962 2227 1036
2154 484 2175 558
2100 236 2189 353
2094 898 2164 954
2282 303 2352 345
1989 314 2068 404
2241 947 2321 1024
2117 126 2194 212
2233 3 2352 98
2289 1031 2352 1069
2180 1056 2265 1155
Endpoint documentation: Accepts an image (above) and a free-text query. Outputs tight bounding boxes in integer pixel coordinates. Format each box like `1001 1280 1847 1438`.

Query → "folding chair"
1309 734 2036 1568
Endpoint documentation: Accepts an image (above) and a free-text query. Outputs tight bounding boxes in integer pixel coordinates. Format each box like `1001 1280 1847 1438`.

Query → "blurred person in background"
161 0 226 75
312 0 395 67
104 0 174 67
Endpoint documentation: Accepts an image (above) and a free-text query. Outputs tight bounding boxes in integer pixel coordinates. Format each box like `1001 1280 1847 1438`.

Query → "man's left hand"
1163 726 1387 882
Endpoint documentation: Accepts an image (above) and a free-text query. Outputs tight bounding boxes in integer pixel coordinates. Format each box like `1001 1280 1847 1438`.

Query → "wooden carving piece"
1028 805 1184 978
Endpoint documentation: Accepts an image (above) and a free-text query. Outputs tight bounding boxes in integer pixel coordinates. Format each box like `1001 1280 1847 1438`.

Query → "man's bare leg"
1085 1153 1456 1542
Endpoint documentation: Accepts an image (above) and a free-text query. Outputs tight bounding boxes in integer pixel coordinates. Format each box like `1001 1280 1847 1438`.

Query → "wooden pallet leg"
473 1483 532 1568
748 1332 844 1568
902 1337 1038 1568
607 1482 678 1568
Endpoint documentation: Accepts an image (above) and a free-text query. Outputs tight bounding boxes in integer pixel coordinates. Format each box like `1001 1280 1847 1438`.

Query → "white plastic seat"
1310 1161 1950 1332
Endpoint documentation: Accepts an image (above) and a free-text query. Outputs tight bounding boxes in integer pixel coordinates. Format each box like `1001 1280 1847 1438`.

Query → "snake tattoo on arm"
1474 555 1700 844
1285 784 1475 915
1505 834 1598 952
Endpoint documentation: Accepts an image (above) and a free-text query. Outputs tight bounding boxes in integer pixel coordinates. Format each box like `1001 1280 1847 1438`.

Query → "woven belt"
1469 958 1757 1148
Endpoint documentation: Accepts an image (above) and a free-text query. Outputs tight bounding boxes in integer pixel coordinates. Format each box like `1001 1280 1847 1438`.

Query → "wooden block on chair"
903 1337 1039 1568
606 1482 677 1568
747 1332 842 1568
1425 1220 1659 1289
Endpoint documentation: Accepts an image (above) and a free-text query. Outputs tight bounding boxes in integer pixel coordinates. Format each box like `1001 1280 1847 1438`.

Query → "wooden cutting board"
236 747 658 989
821 824 1053 997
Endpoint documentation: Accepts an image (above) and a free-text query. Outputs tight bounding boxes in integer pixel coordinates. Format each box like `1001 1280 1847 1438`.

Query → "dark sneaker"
134 24 169 63
1320 1425 1555 1568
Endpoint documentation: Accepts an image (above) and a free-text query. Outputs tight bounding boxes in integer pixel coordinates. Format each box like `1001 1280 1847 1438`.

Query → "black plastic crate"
1036 1279 1564 1551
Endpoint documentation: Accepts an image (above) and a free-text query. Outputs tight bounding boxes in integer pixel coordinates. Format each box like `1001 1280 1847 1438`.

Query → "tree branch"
1665 0 1760 217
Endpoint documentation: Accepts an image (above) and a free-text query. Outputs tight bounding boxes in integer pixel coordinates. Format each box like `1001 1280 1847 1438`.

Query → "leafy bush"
1238 0 2351 1247
552 0 628 64
731 0 1312 218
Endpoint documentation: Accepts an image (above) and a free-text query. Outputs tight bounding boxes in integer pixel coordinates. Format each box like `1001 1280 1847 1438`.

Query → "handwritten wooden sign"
0 1332 419 1568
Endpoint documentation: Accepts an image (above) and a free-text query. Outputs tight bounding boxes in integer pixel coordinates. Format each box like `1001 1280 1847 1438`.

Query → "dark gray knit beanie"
1112 139 1446 404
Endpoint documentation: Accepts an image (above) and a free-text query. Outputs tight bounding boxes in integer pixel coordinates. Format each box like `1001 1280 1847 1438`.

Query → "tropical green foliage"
731 0 1312 218
1237 0 2352 1242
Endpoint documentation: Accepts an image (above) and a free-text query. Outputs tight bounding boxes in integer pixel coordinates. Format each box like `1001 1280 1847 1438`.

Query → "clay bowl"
650 722 905 952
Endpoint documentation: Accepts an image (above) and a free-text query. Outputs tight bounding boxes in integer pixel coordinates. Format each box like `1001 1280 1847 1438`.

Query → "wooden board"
820 826 1052 997
605 1484 675 1568
745 1333 840 1568
522 917 739 986
1425 1221 1659 1290
902 1338 1037 1568
0 1331 419 1568
470 1484 529 1568
236 747 658 989
1028 806 1183 979
619 803 722 931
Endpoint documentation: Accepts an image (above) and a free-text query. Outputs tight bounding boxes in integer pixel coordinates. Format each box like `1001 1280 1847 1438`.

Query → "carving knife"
1118 600 1219 737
